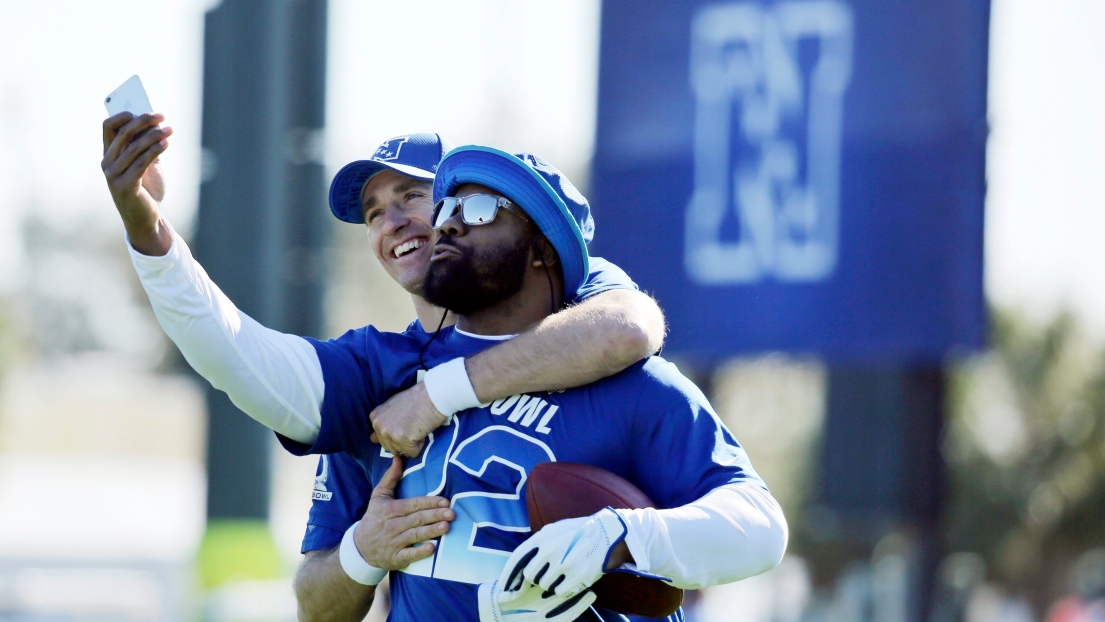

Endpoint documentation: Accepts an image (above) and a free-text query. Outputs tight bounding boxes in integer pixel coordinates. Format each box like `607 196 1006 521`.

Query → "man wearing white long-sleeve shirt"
102 112 668 619
101 113 787 621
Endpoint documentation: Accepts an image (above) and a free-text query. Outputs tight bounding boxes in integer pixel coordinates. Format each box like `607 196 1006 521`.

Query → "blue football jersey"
281 327 765 622
300 256 639 553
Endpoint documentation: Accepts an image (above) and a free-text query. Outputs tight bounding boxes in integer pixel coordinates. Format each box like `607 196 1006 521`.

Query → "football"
525 461 684 617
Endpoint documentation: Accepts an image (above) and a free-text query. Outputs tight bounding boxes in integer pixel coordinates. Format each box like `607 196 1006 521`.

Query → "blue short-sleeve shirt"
286 258 760 621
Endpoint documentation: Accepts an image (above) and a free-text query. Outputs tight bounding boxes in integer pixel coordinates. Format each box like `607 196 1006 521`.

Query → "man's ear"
530 236 559 268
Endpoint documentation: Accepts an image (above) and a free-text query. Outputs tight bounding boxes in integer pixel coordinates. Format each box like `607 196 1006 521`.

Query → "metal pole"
822 365 947 621
196 0 289 523
282 0 329 339
193 0 328 588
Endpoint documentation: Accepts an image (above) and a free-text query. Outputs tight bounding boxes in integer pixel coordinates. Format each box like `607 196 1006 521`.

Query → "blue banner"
589 0 990 362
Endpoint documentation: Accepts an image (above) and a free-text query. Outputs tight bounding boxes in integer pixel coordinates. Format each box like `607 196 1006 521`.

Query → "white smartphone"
105 75 153 116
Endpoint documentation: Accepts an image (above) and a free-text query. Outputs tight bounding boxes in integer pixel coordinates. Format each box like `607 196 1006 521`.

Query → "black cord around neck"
419 308 450 371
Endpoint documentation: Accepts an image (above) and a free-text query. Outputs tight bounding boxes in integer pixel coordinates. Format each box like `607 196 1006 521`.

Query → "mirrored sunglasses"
432 194 532 230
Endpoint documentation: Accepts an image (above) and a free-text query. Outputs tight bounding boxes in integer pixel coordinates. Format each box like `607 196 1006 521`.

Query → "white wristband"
423 357 487 422
339 523 388 586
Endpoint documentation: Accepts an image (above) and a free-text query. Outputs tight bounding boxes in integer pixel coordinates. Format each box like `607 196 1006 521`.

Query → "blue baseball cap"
328 133 453 224
433 146 593 300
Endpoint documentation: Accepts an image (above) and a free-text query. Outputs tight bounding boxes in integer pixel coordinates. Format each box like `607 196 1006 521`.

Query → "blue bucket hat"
328 133 453 224
433 146 593 300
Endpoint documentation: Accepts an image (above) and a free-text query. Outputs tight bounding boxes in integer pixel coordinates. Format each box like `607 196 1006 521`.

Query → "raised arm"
370 288 666 456
103 113 324 444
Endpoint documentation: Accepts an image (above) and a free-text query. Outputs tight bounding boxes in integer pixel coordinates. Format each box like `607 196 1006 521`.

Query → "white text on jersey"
488 394 559 434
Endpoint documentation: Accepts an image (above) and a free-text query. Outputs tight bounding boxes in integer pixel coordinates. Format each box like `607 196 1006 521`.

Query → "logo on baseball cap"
328 133 453 224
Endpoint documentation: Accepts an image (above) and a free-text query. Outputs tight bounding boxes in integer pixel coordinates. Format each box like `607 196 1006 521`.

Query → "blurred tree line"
778 310 1105 618
946 310 1105 613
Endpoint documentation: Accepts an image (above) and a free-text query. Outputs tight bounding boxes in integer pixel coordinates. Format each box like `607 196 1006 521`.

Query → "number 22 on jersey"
396 416 556 585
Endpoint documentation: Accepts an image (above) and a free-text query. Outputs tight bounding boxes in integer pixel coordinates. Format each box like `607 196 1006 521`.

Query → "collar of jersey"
453 327 516 341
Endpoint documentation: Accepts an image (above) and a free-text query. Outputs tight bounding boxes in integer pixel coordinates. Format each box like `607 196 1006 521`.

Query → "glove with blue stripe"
477 577 596 622
499 507 628 599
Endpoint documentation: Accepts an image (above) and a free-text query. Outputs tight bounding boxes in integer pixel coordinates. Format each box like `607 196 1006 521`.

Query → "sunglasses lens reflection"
462 195 499 224
433 195 504 229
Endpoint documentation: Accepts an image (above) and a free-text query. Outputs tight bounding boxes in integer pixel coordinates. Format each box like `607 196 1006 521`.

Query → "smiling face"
360 169 436 295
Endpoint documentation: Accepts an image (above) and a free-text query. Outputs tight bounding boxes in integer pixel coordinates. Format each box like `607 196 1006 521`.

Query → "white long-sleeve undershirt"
619 482 787 589
128 222 324 444
127 222 787 588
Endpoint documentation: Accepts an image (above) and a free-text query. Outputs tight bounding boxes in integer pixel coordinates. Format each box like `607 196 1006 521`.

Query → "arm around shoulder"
466 289 666 401
566 288 666 371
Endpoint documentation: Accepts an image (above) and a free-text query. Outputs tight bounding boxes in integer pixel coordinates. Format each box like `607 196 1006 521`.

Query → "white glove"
477 577 596 622
500 507 628 598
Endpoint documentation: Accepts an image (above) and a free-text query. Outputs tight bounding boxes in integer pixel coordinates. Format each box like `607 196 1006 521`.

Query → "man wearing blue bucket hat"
279 146 786 621
299 136 673 618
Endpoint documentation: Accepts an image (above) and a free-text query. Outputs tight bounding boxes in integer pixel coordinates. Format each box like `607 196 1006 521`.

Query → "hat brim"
433 146 589 299
329 160 436 224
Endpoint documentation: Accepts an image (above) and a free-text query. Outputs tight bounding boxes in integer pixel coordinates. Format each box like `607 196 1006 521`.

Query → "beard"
422 234 531 315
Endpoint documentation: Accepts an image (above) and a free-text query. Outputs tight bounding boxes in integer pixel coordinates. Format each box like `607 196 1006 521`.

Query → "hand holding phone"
103 74 165 199
105 75 153 117
101 75 173 255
